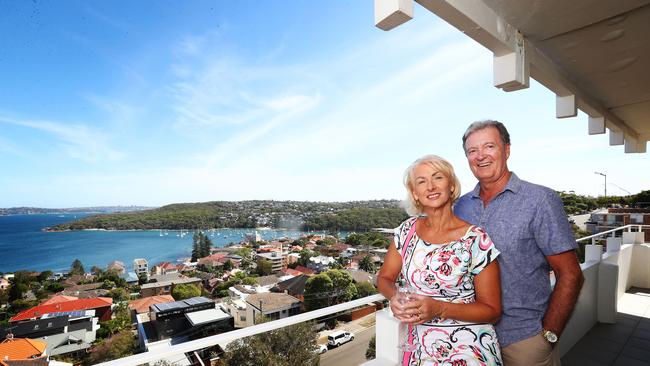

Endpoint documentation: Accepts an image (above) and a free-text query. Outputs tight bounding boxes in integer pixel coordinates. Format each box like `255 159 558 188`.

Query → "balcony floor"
562 287 650 366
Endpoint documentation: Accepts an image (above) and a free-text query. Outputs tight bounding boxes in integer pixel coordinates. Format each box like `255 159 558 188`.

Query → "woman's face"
411 163 453 210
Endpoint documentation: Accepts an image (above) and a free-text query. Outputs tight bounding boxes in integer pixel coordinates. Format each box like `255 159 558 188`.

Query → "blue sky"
1 1 648 208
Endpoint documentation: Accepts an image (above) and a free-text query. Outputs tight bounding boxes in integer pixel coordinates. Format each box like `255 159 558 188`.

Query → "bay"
0 214 317 273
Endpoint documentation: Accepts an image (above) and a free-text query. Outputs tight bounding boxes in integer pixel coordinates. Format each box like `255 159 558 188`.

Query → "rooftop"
0 338 47 361
10 297 112 322
245 292 301 312
128 295 175 314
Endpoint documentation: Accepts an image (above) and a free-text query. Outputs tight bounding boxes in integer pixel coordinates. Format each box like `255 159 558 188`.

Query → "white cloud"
0 116 125 163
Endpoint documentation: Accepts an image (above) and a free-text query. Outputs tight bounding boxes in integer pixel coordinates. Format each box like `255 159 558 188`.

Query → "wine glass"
395 285 418 353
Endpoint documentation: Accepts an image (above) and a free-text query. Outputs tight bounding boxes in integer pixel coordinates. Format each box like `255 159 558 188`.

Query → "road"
320 325 375 366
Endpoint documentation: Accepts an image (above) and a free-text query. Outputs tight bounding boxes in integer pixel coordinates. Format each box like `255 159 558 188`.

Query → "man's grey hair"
462 120 511 154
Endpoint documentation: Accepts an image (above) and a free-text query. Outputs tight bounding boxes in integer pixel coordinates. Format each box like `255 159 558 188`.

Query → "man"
454 120 584 366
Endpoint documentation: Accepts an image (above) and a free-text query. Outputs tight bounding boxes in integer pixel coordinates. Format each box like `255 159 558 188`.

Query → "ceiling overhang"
375 0 650 153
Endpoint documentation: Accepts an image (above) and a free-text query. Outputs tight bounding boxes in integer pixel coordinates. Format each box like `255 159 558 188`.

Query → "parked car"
327 330 355 347
316 344 328 354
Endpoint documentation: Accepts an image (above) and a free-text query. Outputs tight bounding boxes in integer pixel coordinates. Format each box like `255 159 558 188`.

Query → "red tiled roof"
0 338 47 360
40 295 78 305
282 268 303 277
156 261 176 270
294 266 316 275
128 295 175 314
10 297 113 322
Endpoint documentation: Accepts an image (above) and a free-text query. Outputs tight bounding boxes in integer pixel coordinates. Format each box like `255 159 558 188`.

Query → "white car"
327 330 355 347
316 344 328 354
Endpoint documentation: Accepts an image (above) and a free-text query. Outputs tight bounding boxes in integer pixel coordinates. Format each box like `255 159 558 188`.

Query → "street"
320 325 375 366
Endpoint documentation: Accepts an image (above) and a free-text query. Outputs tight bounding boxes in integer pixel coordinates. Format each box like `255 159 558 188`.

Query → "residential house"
133 258 149 280
255 252 287 273
244 293 301 326
9 297 113 323
0 338 48 366
287 252 300 265
197 253 228 269
346 269 377 285
40 295 78 306
151 262 178 276
128 295 175 322
271 274 310 302
294 266 316 275
221 298 248 328
319 243 350 257
1 310 100 359
140 273 202 298
308 255 336 272
255 274 281 289
58 283 108 299
136 297 233 351
586 208 650 241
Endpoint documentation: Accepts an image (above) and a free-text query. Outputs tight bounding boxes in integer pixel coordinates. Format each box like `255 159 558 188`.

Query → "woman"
377 155 503 365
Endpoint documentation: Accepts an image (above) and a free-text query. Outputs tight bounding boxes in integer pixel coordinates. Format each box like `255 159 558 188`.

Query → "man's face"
464 127 510 184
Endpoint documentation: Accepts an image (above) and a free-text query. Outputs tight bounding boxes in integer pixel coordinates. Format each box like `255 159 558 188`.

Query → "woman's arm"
376 240 402 300
377 240 414 321
401 260 502 324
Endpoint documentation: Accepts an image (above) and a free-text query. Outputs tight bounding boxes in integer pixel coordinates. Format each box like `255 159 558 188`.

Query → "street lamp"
594 171 607 197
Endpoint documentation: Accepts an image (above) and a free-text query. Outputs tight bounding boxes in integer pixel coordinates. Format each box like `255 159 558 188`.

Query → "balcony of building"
92 224 650 366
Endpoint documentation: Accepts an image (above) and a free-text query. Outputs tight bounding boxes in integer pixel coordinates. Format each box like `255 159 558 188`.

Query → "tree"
108 288 129 302
191 234 201 262
70 259 85 276
366 335 376 360
297 249 316 267
325 269 357 304
37 270 53 283
222 260 234 272
222 321 319 366
358 255 376 273
172 284 201 300
303 274 333 311
355 281 378 298
86 330 135 365
256 258 273 276
137 272 148 285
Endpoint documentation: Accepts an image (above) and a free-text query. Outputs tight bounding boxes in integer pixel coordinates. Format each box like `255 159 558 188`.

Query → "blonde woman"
377 155 503 365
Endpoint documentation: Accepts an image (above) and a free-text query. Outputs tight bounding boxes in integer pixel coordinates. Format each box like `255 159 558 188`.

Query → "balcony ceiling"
484 0 650 148
378 0 650 153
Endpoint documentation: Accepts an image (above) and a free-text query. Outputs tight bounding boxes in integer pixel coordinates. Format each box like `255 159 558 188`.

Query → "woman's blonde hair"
401 155 461 216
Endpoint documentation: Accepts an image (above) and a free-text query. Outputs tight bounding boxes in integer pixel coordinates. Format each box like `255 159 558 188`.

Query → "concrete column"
585 245 603 262
597 261 618 324
372 308 401 364
606 237 622 253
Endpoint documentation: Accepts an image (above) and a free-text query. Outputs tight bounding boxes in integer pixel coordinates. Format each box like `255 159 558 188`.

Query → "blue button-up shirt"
454 173 577 347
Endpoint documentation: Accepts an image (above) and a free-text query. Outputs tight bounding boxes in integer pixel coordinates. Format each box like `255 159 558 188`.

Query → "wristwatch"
542 329 558 344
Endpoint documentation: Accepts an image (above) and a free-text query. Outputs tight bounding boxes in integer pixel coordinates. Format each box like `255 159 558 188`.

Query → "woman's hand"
397 294 445 325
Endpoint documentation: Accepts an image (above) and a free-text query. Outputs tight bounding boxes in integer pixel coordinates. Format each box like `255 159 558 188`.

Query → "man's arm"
543 250 584 337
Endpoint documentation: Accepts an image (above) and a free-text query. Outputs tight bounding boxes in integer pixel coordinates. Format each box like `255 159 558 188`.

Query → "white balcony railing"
96 294 385 366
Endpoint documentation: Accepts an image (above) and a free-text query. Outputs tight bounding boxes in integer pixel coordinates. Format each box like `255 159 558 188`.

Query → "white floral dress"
395 217 503 366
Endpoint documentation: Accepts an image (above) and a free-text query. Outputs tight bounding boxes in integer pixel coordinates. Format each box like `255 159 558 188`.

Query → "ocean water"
0 214 312 273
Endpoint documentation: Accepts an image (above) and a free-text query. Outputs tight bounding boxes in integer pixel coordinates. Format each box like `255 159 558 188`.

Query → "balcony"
94 224 650 366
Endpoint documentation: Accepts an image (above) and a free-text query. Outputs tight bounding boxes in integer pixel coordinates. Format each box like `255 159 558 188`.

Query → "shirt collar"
470 172 520 199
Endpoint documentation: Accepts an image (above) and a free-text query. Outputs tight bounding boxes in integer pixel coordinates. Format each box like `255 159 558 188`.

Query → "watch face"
545 331 558 343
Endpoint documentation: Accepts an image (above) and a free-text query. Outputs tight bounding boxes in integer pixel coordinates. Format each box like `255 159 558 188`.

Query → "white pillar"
584 244 603 262
597 261 618 324
606 237 622 253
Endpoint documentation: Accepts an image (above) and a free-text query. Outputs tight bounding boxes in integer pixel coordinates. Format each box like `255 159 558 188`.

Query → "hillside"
47 200 408 232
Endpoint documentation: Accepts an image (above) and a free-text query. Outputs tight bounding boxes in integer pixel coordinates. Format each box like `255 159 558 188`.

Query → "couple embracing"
377 120 584 366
